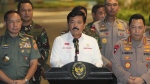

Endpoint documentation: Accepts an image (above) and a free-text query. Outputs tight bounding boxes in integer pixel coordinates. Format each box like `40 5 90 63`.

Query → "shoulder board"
23 34 33 38
117 19 128 24
93 21 101 25
34 23 43 29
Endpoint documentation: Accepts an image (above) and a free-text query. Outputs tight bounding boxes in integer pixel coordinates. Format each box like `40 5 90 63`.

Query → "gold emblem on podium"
72 62 86 79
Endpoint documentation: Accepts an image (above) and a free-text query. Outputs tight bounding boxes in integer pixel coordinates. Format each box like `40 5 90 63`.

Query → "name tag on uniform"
2 45 9 49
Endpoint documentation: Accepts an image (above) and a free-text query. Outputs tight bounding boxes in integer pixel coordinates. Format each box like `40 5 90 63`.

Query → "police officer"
17 1 50 84
0 10 40 84
111 14 150 84
93 0 129 61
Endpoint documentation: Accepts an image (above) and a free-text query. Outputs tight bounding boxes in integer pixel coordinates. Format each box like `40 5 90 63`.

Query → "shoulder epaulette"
117 19 128 24
23 34 33 38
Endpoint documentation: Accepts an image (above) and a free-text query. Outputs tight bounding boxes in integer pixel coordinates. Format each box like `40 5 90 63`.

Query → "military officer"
17 1 50 84
111 14 150 84
93 0 129 61
0 10 40 84
85 4 105 29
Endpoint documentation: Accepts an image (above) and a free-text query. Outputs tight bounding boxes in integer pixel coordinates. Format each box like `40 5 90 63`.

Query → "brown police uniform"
111 36 150 84
93 18 129 60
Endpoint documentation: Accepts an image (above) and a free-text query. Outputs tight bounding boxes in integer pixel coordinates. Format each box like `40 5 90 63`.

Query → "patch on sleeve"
32 40 38 50
114 45 119 54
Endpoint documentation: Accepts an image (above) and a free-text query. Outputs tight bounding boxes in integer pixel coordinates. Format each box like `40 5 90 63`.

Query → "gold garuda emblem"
72 62 86 79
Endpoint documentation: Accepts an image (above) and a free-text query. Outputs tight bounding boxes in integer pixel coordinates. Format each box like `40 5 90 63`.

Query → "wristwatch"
24 78 29 84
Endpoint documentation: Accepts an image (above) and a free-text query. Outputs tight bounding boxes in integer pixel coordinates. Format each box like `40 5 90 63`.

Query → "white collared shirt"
50 32 103 67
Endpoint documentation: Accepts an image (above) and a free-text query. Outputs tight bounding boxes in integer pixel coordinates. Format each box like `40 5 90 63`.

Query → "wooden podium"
41 61 116 84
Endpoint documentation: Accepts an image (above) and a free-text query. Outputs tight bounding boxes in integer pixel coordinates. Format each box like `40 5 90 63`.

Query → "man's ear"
92 13 95 18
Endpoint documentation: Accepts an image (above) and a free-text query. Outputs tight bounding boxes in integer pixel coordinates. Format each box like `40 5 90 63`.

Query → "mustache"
72 27 79 30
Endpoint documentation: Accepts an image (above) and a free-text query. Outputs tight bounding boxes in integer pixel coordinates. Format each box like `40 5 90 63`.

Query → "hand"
127 76 135 84
13 80 26 84
128 78 135 84
133 77 144 84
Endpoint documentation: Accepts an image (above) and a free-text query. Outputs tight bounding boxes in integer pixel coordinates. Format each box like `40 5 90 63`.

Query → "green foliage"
33 1 88 8
117 8 149 25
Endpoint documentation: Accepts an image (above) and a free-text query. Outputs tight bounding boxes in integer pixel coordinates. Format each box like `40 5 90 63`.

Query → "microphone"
73 38 79 54
73 38 79 62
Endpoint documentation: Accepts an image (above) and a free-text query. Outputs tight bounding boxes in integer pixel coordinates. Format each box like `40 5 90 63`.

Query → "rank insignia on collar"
125 62 131 69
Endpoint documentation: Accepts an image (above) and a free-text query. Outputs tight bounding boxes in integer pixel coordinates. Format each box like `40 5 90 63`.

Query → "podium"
41 61 116 84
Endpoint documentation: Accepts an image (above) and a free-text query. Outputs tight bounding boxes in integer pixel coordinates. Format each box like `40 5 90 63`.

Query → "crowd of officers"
0 0 150 84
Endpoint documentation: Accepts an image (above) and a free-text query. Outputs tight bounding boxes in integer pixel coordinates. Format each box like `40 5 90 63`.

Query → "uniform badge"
33 43 38 50
104 19 107 23
117 23 123 30
100 33 105 36
146 64 149 68
102 38 107 44
114 45 119 54
2 44 9 49
21 50 24 53
27 50 30 53
3 55 9 62
124 47 131 51
146 57 149 60
100 25 106 30
24 56 28 60
125 56 130 59
125 62 131 69
144 49 150 52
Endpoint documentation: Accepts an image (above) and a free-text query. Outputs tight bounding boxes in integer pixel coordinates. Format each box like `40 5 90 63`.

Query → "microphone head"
73 38 78 43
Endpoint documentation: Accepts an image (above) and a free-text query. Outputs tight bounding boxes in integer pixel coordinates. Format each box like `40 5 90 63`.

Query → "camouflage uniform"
20 21 50 84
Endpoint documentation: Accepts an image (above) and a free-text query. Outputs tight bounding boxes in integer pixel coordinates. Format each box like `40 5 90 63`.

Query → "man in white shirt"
50 11 103 67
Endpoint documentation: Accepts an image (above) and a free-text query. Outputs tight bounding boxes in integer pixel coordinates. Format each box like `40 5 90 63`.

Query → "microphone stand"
73 38 79 62
75 43 79 62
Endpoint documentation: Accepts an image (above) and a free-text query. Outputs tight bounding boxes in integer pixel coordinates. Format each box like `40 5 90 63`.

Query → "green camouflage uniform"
20 21 50 84
0 31 41 84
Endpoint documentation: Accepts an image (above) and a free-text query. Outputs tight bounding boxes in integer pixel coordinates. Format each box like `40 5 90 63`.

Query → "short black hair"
129 14 145 26
92 4 104 14
67 11 86 24
4 10 20 21
17 0 33 11
72 6 87 15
